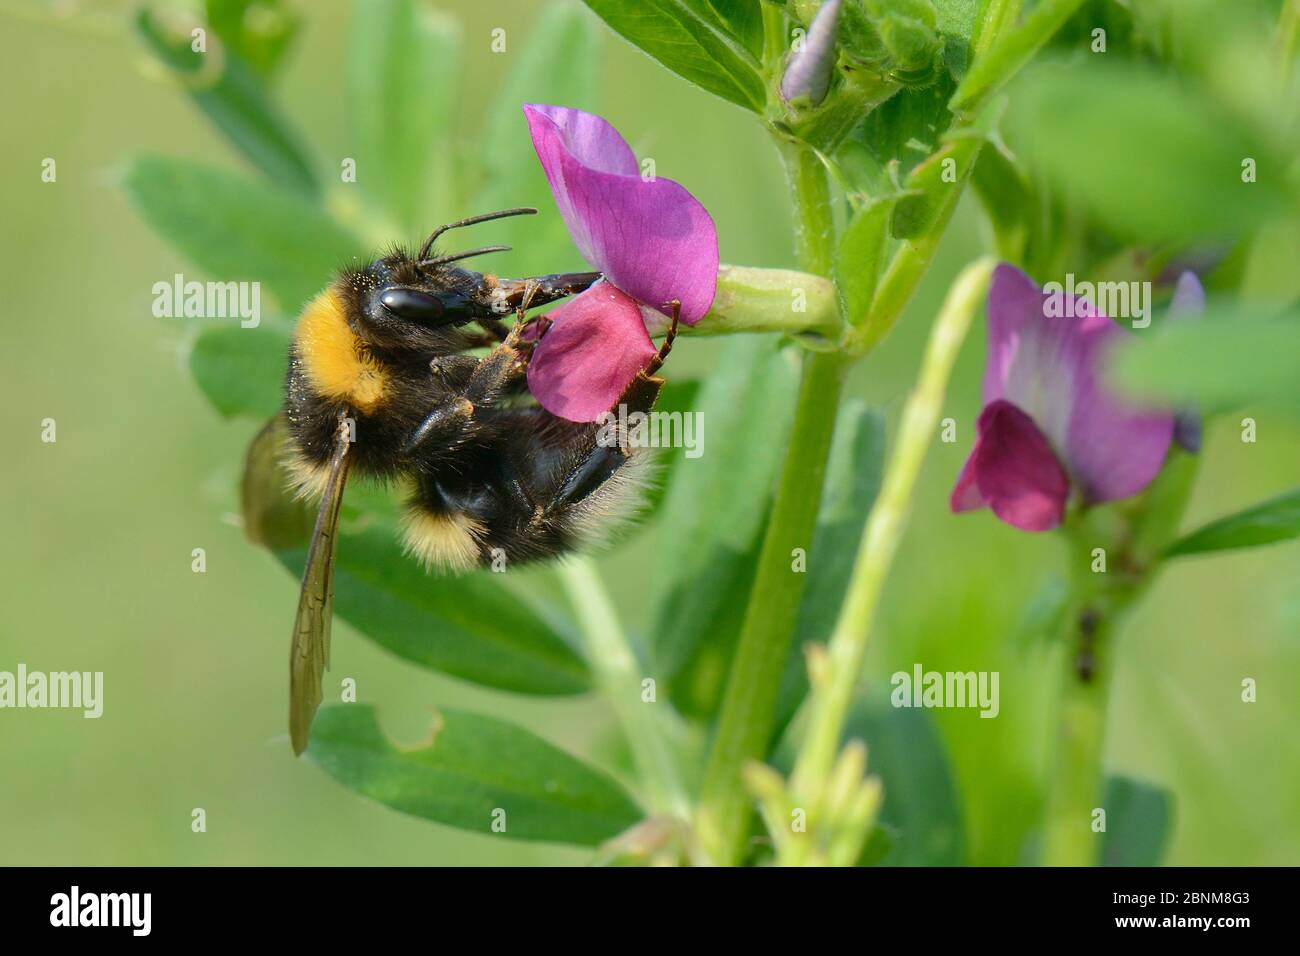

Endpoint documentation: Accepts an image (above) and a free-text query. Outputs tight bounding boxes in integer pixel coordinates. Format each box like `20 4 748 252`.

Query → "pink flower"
522 104 719 422
951 264 1176 532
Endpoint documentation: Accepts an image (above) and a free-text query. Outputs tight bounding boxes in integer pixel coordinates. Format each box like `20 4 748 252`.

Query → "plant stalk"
559 558 691 819
695 138 846 866
788 259 995 811
1039 607 1115 867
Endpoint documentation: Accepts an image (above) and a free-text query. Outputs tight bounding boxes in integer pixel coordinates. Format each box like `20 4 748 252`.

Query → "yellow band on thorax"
294 289 388 413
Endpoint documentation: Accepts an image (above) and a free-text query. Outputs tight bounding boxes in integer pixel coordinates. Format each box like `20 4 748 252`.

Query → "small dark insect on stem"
1075 606 1101 683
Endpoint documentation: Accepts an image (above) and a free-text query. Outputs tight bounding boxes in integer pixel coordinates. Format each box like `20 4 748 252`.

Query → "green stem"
787 259 995 822
558 558 690 819
781 137 837 275
1039 606 1115 867
695 139 846 866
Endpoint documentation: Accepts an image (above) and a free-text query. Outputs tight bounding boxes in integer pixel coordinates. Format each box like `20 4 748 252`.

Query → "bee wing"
289 418 353 756
241 415 315 549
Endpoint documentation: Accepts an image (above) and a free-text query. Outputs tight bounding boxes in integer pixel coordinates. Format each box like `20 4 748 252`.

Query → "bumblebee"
272 207 678 754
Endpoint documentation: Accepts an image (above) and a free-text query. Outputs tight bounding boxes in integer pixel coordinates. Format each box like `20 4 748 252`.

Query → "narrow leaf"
836 201 895 324
122 155 366 313
700 0 764 58
583 0 766 112
136 7 319 195
277 526 592 696
348 0 461 235
189 325 289 419
949 0 1088 116
474 2 602 276
1109 312 1300 412
1166 487 1300 558
308 705 642 845
1100 776 1173 867
204 0 302 79
970 135 1032 261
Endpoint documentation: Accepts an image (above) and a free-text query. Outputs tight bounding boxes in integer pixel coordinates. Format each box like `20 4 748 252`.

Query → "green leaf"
474 2 602 276
1100 776 1173 867
933 0 980 78
1109 311 1300 412
949 0 1088 116
970 134 1032 261
774 402 886 732
700 0 764 58
838 72 957 194
1005 60 1288 243
308 704 642 845
204 0 302 79
348 0 461 235
189 325 289 419
836 200 894 323
889 130 979 240
135 7 319 196
583 0 766 112
649 337 799 717
122 155 366 312
1166 487 1300 559
277 526 592 696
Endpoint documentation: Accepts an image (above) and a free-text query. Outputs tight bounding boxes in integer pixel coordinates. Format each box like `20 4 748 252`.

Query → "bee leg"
550 444 628 512
426 353 479 389
643 300 680 378
474 316 511 342
405 335 526 456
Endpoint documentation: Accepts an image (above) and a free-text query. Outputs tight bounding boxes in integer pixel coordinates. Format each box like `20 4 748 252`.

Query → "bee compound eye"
379 288 446 322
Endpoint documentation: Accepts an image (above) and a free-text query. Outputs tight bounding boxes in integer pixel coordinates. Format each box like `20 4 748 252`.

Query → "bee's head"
344 207 599 351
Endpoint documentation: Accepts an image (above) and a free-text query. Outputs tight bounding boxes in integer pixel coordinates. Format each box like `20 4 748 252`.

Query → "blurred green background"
2 0 1297 865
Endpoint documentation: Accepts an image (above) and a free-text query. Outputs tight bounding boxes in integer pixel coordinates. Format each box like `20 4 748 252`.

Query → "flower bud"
781 0 844 107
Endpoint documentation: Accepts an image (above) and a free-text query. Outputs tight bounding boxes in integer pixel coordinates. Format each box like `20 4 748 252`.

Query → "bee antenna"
419 245 512 269
416 207 537 260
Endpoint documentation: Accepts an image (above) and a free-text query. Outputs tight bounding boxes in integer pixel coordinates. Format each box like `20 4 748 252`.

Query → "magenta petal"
982 263 1173 504
526 283 658 423
982 263 1050 404
950 453 987 513
523 104 719 325
954 400 1070 532
1063 317 1174 502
